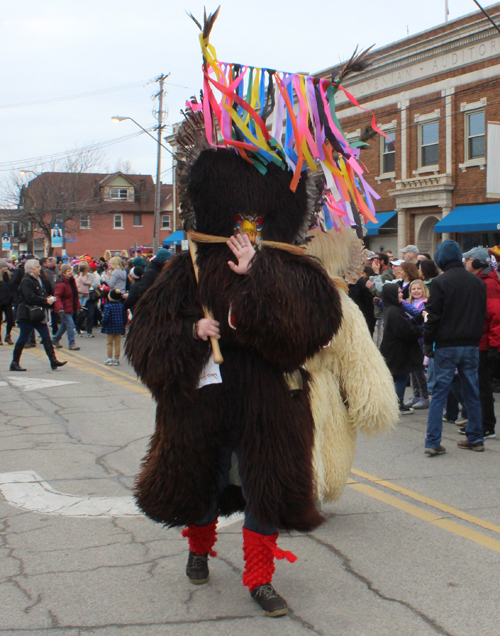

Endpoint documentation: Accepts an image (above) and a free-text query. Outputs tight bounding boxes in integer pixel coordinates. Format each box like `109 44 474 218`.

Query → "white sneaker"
112 359 120 366
104 358 113 366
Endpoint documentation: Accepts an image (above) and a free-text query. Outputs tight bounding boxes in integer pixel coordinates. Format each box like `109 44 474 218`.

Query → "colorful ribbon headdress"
187 7 388 235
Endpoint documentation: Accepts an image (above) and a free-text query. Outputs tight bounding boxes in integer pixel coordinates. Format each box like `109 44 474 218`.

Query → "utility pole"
445 0 449 22
153 73 169 254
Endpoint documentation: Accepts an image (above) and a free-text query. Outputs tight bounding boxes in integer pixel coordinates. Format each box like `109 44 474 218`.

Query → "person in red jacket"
464 247 500 438
52 264 81 351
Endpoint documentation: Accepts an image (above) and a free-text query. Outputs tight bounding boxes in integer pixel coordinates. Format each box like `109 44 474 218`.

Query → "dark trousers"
76 300 96 334
0 303 14 336
393 374 410 406
195 445 277 536
51 310 60 336
479 350 496 434
445 375 468 422
16 321 51 345
411 367 429 399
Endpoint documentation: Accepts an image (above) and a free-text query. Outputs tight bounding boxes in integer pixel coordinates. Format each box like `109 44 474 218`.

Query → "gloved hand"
487 347 500 363
423 343 434 358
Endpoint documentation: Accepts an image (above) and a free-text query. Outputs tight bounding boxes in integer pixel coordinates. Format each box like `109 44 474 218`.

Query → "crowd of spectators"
348 240 500 455
0 248 172 369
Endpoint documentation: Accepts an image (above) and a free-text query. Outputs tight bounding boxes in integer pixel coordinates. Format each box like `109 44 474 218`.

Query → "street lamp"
112 115 173 254
20 169 66 255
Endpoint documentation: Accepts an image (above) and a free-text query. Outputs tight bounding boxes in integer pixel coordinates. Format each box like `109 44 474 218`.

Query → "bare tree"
0 147 109 254
114 158 134 174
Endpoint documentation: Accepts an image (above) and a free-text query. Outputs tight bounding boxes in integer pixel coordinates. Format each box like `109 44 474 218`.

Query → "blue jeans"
195 445 277 536
425 346 483 448
53 313 76 347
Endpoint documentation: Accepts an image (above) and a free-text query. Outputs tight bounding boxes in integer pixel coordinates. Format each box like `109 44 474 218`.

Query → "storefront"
434 203 500 251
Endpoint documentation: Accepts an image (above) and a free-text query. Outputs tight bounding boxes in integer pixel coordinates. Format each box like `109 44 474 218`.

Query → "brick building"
2 172 174 259
319 3 500 255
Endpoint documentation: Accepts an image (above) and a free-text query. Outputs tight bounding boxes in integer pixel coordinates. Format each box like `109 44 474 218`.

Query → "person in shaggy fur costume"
125 7 392 617
305 227 400 502
125 147 342 616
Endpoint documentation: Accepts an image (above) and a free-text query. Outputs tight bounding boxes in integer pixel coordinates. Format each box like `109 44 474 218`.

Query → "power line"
0 129 157 172
0 79 152 109
0 79 198 110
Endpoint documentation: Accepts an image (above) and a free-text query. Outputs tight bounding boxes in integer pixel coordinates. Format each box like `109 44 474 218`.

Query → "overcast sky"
0 0 490 188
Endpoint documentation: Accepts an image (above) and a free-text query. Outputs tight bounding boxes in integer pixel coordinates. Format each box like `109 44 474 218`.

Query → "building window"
161 214 171 229
133 213 142 226
466 111 485 160
80 213 90 229
114 214 123 229
419 121 439 167
110 187 129 200
381 131 396 174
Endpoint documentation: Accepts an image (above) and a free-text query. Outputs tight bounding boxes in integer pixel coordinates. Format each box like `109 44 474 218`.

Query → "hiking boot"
186 551 209 585
484 431 497 439
425 445 446 456
5 334 13 345
69 346 80 351
399 406 414 415
458 440 484 451
251 584 288 617
52 340 63 349
413 398 430 409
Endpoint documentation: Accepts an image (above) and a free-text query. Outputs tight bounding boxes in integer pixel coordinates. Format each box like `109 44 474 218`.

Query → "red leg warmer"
181 519 218 556
242 527 297 591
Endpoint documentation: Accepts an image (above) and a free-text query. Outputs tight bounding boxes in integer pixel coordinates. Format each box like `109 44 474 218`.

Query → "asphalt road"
1 331 499 636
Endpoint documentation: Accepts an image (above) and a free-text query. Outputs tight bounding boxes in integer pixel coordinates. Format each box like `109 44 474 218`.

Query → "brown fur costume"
125 148 342 532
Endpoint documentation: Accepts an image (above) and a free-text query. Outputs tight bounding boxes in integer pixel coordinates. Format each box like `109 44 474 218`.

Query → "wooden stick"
188 237 224 364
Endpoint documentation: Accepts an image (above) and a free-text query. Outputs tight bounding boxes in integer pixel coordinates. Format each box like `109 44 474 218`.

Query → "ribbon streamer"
194 31 387 235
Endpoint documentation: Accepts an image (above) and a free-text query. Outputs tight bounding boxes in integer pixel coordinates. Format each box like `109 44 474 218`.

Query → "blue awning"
434 204 500 233
365 211 397 236
163 230 184 246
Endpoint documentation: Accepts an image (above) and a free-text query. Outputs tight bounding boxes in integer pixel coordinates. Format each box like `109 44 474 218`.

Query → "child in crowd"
404 279 430 409
380 283 424 414
101 289 126 366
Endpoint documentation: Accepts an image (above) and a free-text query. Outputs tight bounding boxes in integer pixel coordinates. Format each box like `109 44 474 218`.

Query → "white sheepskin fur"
306 229 400 502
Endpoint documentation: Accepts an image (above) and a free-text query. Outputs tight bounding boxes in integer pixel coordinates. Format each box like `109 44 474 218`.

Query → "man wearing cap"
423 240 486 455
400 245 420 263
464 247 500 439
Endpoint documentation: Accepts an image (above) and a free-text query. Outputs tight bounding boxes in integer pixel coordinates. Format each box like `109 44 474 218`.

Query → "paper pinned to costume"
197 354 223 389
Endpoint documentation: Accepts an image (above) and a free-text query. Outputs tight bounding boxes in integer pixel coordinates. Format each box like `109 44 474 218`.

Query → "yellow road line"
349 483 500 554
351 467 500 537
60 348 143 384
22 346 150 397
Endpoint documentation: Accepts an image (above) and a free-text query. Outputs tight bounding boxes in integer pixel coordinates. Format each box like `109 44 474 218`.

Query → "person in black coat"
128 249 171 309
123 266 144 312
10 259 67 372
380 283 423 413
0 260 15 345
348 266 376 335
